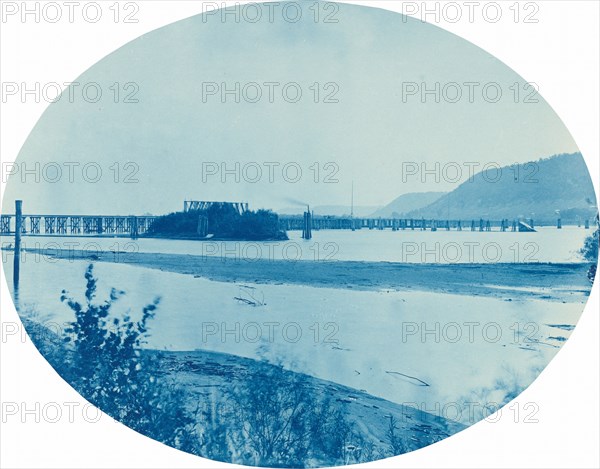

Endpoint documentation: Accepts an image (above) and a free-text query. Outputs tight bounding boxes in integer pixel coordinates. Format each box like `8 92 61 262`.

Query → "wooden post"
302 209 312 240
197 215 208 237
14 200 22 288
557 218 562 229
130 216 138 240
302 213 306 238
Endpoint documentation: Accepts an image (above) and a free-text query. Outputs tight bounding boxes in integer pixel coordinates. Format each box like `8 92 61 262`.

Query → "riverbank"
21 316 465 464
9 247 593 301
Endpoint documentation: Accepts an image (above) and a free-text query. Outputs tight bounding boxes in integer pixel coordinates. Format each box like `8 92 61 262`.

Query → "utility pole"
351 181 354 218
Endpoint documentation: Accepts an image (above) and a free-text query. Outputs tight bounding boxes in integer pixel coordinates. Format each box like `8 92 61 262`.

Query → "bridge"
0 213 539 236
278 216 538 232
1 213 579 237
183 200 248 214
0 214 157 237
1 199 585 238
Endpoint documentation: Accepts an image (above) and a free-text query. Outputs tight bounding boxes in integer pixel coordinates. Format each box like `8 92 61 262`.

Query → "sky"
2 1 582 216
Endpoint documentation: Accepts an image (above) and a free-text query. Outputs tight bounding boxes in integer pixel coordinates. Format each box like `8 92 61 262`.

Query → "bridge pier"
14 201 22 288
301 210 312 240
129 216 139 239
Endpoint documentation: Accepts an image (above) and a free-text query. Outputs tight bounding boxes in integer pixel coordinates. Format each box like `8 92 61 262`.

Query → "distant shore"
7 247 593 302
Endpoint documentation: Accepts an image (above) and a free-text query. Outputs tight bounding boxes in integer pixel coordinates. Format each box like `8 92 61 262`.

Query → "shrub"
24 265 408 466
146 211 199 235
580 226 599 262
224 362 370 467
148 206 287 240
60 264 199 453
385 415 406 455
227 364 312 467
580 216 599 283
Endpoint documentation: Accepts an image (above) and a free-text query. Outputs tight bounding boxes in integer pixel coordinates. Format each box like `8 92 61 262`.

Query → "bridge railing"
0 215 157 236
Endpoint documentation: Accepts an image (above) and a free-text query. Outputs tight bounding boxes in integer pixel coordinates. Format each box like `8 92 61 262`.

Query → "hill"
371 192 446 218
405 153 597 223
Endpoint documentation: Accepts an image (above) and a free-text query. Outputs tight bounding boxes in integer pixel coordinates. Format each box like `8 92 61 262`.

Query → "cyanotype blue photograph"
1 2 598 467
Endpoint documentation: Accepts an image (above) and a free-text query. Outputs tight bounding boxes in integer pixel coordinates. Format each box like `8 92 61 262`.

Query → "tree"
147 207 287 240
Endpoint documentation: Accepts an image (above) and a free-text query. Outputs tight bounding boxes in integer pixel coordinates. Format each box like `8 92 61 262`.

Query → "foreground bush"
196 363 384 467
25 265 406 467
580 214 599 284
58 264 199 452
580 225 599 262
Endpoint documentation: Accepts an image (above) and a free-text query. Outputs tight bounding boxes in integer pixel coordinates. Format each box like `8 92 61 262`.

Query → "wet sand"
12 247 593 302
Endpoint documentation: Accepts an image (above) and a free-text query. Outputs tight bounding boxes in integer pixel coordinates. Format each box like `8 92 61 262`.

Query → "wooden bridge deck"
280 216 528 232
0 213 577 237
0 214 157 237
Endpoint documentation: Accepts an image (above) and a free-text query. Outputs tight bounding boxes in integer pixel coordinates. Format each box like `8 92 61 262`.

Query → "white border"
1 1 598 468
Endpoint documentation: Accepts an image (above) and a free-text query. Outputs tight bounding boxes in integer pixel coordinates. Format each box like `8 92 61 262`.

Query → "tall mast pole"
351 181 354 218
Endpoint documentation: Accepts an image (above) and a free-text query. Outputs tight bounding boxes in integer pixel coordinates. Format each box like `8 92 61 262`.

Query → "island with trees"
147 203 288 241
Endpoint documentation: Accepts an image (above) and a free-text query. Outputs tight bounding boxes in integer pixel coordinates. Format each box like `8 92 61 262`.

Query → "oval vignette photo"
0 1 598 468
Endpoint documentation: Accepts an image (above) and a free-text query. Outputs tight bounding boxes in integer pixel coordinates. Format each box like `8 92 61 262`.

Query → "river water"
1 254 586 424
1 226 592 423
0 225 593 264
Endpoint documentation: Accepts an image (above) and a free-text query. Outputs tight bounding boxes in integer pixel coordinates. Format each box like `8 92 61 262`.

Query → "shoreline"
6 247 593 301
141 233 289 241
21 317 466 457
